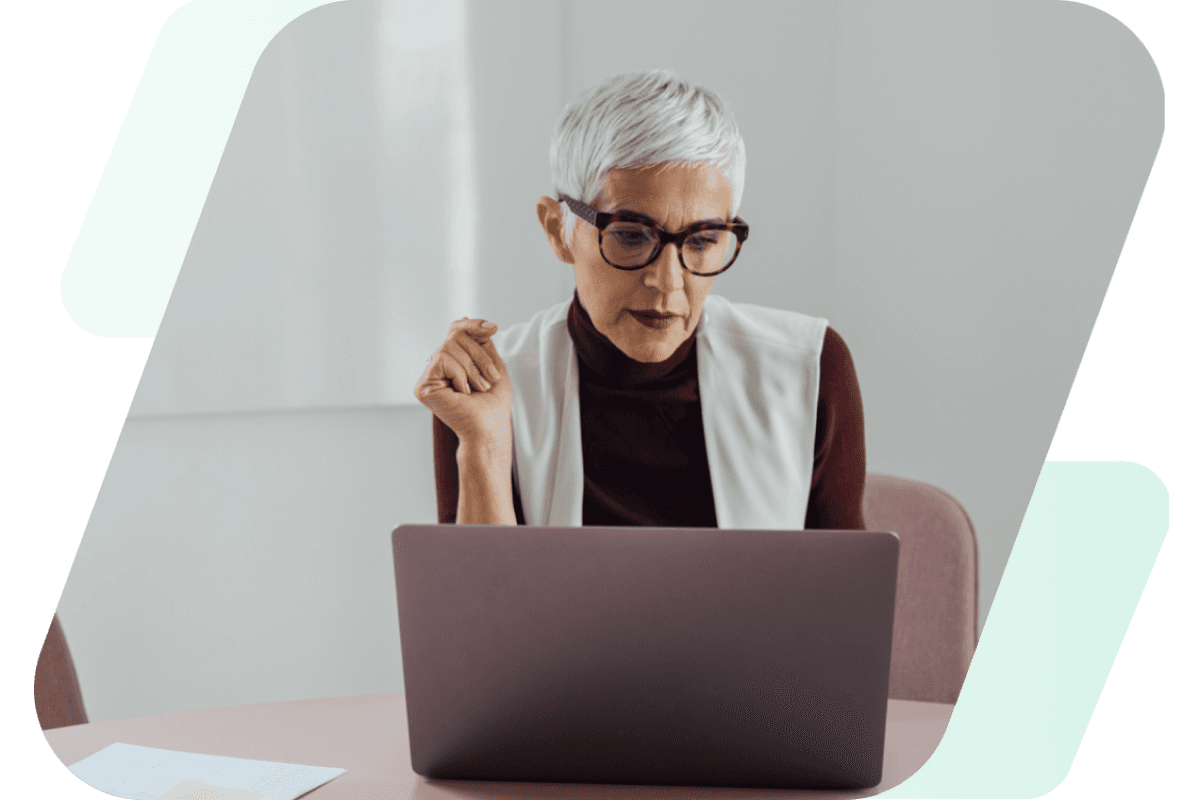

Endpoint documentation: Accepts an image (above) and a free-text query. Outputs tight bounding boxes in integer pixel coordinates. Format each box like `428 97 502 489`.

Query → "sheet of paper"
155 779 266 799
67 743 346 800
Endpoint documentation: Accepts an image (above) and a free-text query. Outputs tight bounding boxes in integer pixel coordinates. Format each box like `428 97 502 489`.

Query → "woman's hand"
415 318 513 448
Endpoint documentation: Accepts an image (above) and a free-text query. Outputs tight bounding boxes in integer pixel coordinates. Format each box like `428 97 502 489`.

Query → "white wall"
58 0 515 723
54 0 1161 723
832 0 1162 623
56 407 432 721
128 0 473 417
467 0 578 327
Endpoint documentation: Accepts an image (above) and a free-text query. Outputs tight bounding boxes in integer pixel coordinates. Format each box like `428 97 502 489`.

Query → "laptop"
392 524 898 790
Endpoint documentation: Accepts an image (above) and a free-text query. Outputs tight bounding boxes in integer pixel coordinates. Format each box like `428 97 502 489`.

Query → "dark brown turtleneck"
567 294 718 527
432 294 866 529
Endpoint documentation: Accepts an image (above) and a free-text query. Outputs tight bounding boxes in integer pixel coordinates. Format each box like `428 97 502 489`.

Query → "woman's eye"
612 230 652 247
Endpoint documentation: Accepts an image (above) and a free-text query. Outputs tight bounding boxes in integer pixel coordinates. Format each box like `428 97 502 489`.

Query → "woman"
415 70 865 530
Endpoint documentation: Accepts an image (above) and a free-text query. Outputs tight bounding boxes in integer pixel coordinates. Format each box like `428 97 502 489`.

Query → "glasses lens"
602 222 658 267
682 229 738 275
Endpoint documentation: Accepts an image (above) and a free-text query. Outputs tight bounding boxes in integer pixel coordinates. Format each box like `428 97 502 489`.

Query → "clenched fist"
414 318 513 447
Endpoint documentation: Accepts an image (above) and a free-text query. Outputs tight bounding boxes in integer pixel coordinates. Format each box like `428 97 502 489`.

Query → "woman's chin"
615 335 683 364
597 316 687 363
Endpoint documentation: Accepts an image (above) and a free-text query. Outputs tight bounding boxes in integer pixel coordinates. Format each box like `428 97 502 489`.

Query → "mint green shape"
59 0 342 337
883 461 1168 798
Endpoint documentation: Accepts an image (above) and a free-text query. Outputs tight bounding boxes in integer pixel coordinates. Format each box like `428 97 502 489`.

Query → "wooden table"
45 694 953 798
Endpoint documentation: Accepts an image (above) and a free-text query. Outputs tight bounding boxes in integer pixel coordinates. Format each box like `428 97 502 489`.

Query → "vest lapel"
496 299 583 527
696 295 822 529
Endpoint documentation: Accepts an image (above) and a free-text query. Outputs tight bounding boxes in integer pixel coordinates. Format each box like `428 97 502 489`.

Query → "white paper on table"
67 743 346 800
155 778 267 799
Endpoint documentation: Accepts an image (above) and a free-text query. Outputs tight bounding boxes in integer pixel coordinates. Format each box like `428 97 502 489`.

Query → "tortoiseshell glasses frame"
558 194 750 277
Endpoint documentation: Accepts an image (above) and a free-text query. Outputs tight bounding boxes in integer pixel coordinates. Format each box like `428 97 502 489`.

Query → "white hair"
549 69 746 246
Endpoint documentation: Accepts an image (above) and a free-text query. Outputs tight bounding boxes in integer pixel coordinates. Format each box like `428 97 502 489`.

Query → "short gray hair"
549 70 746 246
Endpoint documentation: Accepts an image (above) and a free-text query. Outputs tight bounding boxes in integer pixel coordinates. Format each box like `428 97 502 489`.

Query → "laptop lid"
392 524 898 790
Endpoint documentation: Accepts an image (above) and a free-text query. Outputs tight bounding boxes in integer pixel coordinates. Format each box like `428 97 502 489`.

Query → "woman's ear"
536 196 575 264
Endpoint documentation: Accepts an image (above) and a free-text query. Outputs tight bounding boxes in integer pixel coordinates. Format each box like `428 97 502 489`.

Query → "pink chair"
34 614 88 729
863 473 979 704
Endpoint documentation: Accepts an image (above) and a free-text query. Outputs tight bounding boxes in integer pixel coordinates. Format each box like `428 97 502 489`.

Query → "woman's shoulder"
819 325 857 381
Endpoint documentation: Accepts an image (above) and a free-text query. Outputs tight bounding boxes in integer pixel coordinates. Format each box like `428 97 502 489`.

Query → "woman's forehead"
599 164 732 221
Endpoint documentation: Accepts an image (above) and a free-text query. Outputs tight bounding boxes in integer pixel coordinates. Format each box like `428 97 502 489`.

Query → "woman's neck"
567 292 697 387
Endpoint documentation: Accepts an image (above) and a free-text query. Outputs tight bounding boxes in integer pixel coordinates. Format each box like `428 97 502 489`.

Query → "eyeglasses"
559 195 749 277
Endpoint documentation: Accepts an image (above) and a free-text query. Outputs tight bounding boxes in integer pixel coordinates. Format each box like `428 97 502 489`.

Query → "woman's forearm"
455 435 518 525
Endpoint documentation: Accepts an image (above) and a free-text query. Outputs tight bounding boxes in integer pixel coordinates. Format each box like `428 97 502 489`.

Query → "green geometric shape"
883 461 1168 798
59 0 340 337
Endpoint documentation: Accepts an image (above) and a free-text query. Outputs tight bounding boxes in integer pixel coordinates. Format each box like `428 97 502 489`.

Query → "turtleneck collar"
566 292 698 388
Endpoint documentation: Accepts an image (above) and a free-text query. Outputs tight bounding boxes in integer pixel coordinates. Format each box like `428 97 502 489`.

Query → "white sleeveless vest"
492 294 828 529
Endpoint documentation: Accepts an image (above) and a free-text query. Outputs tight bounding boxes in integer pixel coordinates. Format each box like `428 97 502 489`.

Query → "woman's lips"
629 310 677 329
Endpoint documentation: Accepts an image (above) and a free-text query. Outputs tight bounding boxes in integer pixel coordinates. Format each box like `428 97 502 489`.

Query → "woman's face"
538 163 733 363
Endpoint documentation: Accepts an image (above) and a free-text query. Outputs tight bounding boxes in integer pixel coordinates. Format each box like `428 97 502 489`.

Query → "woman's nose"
642 244 685 292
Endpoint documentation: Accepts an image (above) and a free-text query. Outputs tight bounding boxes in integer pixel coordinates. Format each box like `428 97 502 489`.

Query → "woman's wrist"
456 432 512 471
455 432 516 525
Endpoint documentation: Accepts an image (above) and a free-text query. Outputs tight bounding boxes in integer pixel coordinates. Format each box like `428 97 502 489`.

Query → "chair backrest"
34 614 88 729
432 415 461 525
863 473 979 704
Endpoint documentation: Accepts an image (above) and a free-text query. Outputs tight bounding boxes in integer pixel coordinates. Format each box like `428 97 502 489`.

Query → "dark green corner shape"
52 1 1169 797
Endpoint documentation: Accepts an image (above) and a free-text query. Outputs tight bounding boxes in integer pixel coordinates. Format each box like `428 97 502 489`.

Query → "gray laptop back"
392 524 898 790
